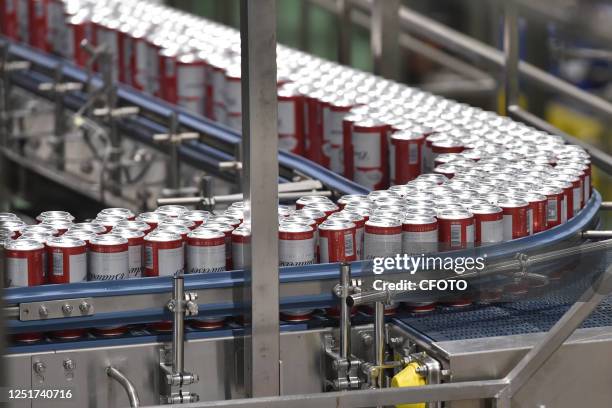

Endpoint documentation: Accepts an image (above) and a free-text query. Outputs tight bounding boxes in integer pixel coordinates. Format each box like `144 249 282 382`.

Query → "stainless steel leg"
339 263 351 360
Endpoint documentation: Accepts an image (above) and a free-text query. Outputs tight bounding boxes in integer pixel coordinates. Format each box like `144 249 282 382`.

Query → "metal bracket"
19 297 94 321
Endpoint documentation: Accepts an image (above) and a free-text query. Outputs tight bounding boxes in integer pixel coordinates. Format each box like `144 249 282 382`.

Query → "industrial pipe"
582 231 612 240
106 366 140 407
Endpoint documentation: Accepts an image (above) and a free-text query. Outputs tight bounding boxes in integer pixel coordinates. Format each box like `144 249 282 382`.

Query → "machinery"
2 1 612 408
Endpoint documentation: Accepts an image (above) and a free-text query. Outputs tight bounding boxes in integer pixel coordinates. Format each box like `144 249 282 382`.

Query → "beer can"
186 228 226 273
115 220 150 234
28 0 51 51
224 208 244 222
302 87 326 164
401 214 438 255
337 194 369 209
363 217 402 259
113 228 145 278
555 171 582 218
0 212 19 222
5 238 45 287
295 195 332 209
203 222 235 270
322 97 353 174
389 130 424 184
98 207 136 220
342 112 366 179
328 211 365 260
155 204 188 218
47 235 87 284
69 222 106 235
182 210 212 227
538 185 565 228
303 201 339 217
512 192 547 234
36 210 74 223
130 24 150 90
0 0 19 39
278 223 315 267
295 208 327 226
318 219 356 263
17 0 28 44
207 53 229 123
0 219 25 238
278 204 294 218
40 218 72 235
211 215 240 230
89 234 129 280
414 173 448 186
469 204 503 244
21 223 58 237
498 198 529 240
63 229 96 245
231 224 251 270
144 230 184 277
437 209 474 250
94 214 123 233
352 118 390 190
278 83 305 155
136 211 168 231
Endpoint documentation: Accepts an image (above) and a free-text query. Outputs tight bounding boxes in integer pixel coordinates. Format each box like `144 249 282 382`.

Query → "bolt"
33 361 46 374
389 336 403 345
63 359 75 371
415 366 428 376
62 304 73 315
79 301 91 313
360 332 373 346
38 305 48 317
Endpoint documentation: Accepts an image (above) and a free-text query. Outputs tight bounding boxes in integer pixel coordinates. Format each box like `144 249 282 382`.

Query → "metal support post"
240 0 280 398
503 2 519 114
337 0 352 65
339 263 351 360
371 0 400 80
374 301 385 394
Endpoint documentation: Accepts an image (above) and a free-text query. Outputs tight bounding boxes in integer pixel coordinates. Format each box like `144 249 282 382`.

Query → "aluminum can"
89 234 129 281
36 210 74 223
186 228 226 273
295 195 332 209
182 210 212 227
322 97 353 173
328 211 365 260
295 208 327 225
0 0 19 39
115 220 150 234
469 204 503 244
401 214 438 255
28 0 51 51
0 212 19 222
47 235 87 283
212 215 240 230
538 185 565 228
69 222 106 235
155 204 188 218
337 194 369 209
303 201 339 217
144 230 184 277
0 219 25 238
161 217 197 232
94 214 123 233
21 223 58 237
498 198 529 240
352 118 390 190
303 88 326 164
278 223 315 267
554 171 582 218
63 229 96 245
113 228 145 278
231 224 251 270
203 222 235 270
278 83 305 155
389 130 425 184
437 209 474 250
513 192 547 234
415 173 448 185
40 218 72 235
136 211 168 232
5 238 45 287
318 219 356 263
17 0 28 44
207 54 228 123
363 217 402 259
98 207 136 220
341 112 366 178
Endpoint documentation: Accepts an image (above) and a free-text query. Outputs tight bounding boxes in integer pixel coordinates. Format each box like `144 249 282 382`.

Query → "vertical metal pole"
339 263 351 359
172 274 185 375
53 64 66 171
337 0 352 65
374 301 385 407
371 0 400 80
240 0 280 398
167 113 180 192
503 2 519 114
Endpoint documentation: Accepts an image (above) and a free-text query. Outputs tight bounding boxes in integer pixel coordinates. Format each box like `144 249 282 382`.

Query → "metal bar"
143 379 507 408
503 2 519 112
499 263 612 398
374 301 385 395
601 202 612 210
582 231 612 239
370 0 400 80
240 0 280 397
337 0 352 65
106 366 140 407
339 263 351 359
172 274 185 375
508 106 612 175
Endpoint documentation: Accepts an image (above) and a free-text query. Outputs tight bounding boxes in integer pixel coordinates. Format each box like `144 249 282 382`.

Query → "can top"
21 224 58 236
160 218 196 230
498 198 529 209
319 219 355 231
70 222 107 234
327 211 364 224
201 222 234 233
229 201 244 210
113 227 146 239
6 238 44 251
367 190 399 201
337 194 369 205
0 212 19 222
40 218 73 229
155 205 188 218
279 223 313 234
231 225 252 237
144 230 181 243
182 210 212 222
36 211 75 223
296 195 332 206
188 228 225 240
157 223 190 235
415 173 448 185
283 215 317 226
136 211 169 224
18 232 49 244
64 230 97 242
116 220 150 232
402 213 437 225
47 235 86 248
212 216 240 226
90 234 128 246
437 209 473 220
278 205 294 217
366 217 401 228
391 130 425 142
469 203 502 215
294 208 326 221
304 201 339 213
98 208 135 219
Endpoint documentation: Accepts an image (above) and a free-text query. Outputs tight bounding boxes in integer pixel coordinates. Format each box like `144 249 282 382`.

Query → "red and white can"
278 223 315 267
65 12 92 67
114 228 145 278
295 208 327 226
342 112 366 179
115 220 150 234
212 216 241 230
182 210 212 228
337 194 369 210
136 211 168 232
513 192 547 234
207 54 229 123
555 171 582 218
36 210 75 223
328 211 365 260
437 209 474 250
232 224 251 270
47 235 87 284
295 195 332 210
469 204 503 244
155 204 188 218
0 219 25 238
498 198 529 240
21 223 58 237
318 219 356 263
94 214 124 233
89 234 129 281
322 97 353 173
304 201 339 217
186 228 226 273
5 238 45 287
63 229 96 246
363 217 402 259
40 218 72 235
0 0 19 39
28 0 51 52
302 87 326 164
538 185 565 228
390 130 425 184
401 214 438 255
352 118 390 190
98 207 136 221
203 222 235 270
278 83 305 155
144 230 184 277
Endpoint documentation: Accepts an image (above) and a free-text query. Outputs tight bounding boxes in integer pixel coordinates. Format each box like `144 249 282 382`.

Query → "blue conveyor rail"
2 38 369 195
